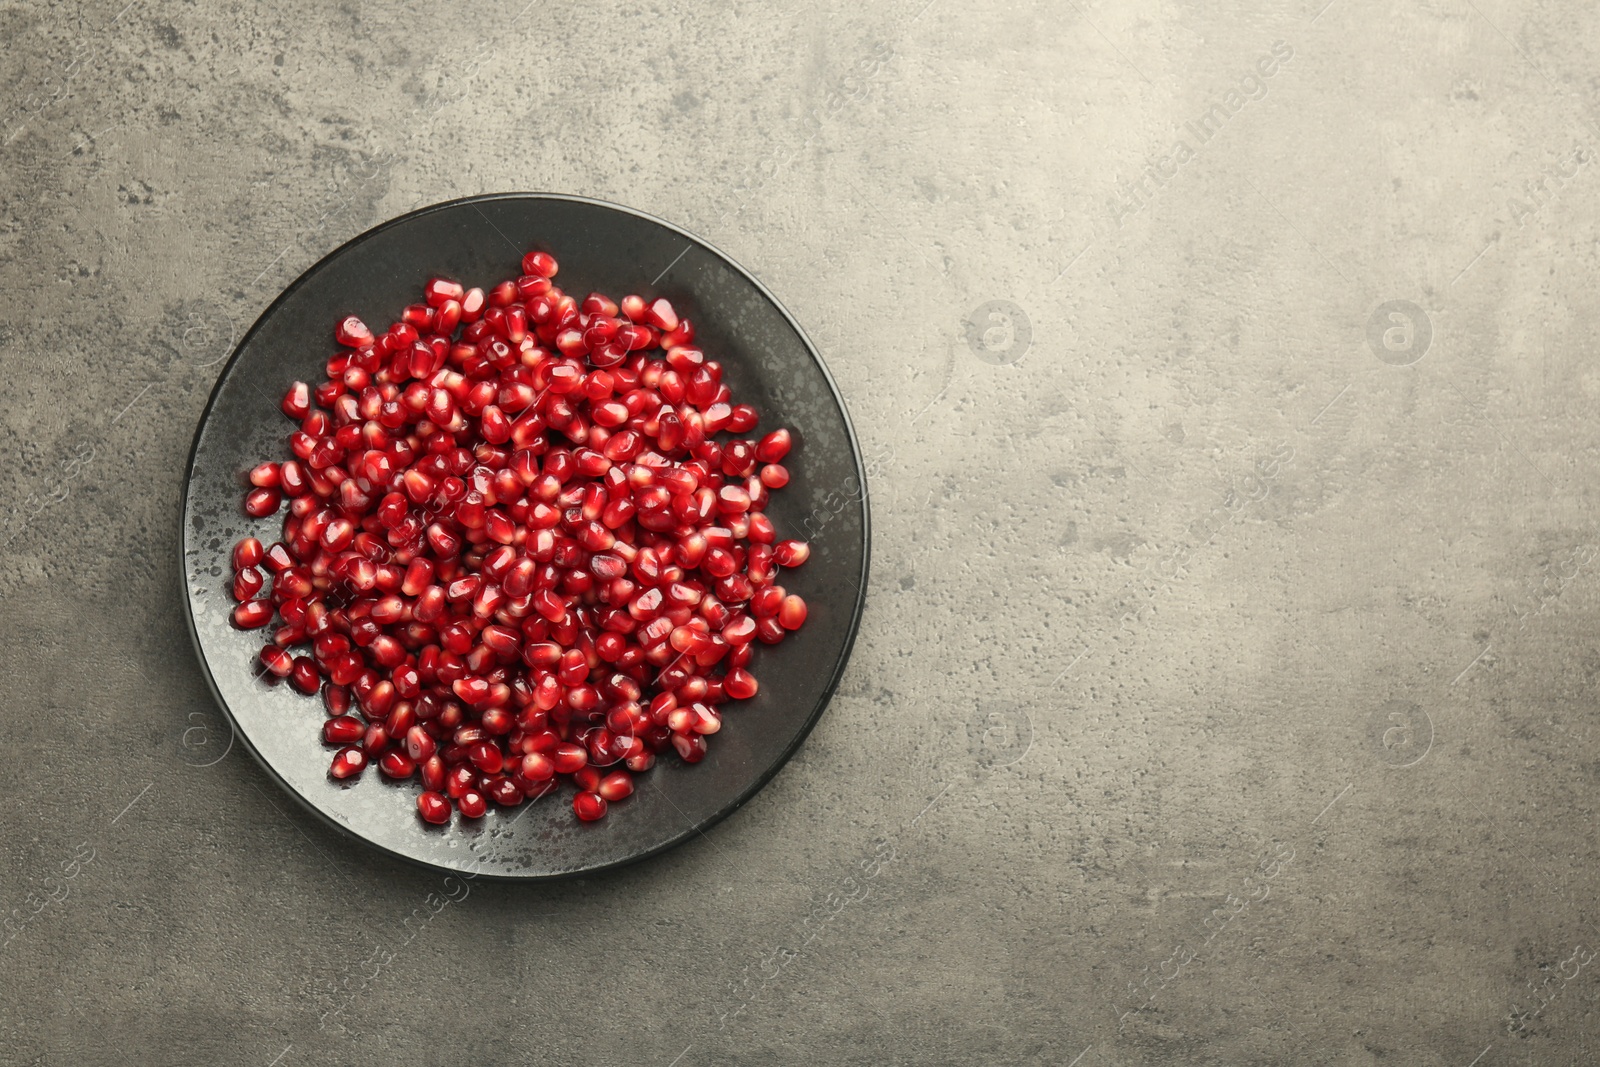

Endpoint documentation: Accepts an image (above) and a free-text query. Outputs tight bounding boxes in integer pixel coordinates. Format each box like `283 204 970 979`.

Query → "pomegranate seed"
259 645 293 677
573 791 607 821
232 536 264 570
248 462 281 488
329 746 366 779
233 567 264 600
522 251 558 278
290 657 321 693
282 381 311 419
773 539 810 567
755 429 792 463
379 751 417 779
335 316 374 348
724 667 758 699
244 487 282 517
405 725 437 762
233 600 273 629
486 776 523 806
458 789 488 818
323 716 365 745
778 594 808 630
643 298 679 332
598 770 634 802
417 791 451 823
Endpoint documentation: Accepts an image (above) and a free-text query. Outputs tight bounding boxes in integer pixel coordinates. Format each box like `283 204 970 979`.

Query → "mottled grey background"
1 0 1598 1064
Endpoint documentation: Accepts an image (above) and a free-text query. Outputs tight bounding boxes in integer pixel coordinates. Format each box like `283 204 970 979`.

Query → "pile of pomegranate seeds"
227 249 809 826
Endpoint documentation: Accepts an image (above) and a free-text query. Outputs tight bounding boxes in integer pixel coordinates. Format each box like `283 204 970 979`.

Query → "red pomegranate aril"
457 789 488 819
552 742 588 774
467 740 504 774
323 716 365 745
232 567 265 601
334 316 374 348
773 539 810 568
520 752 556 781
724 667 758 699
755 428 792 463
671 732 708 763
417 790 451 824
405 725 438 762
424 277 465 306
290 656 321 693
379 751 417 779
486 776 523 806
281 381 311 419
248 462 281 489
329 746 366 779
232 536 264 570
233 600 274 629
445 764 475 798
597 770 634 802
420 755 446 792
573 791 607 821
778 594 808 630
522 250 558 278
259 645 293 678
244 487 282 517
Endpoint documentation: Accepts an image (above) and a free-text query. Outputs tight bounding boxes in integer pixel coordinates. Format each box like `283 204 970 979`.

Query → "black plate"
180 193 869 879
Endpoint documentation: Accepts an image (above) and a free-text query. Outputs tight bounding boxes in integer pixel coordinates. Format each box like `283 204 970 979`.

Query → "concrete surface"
2 0 1599 1063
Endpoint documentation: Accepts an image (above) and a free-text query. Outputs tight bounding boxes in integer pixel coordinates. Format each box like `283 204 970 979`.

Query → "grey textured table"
2 1 1597 1064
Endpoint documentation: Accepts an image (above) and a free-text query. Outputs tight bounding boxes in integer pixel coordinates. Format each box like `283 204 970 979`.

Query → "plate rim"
179 191 872 881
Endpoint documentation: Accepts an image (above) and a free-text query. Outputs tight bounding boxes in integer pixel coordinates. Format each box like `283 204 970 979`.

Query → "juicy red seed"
522 251 559 278
486 777 523 806
773 539 810 568
597 770 634 802
573 791 607 821
335 316 374 348
724 667 758 700
457 790 488 819
552 742 588 774
329 746 366 779
726 404 758 433
467 741 504 774
520 752 556 780
259 645 293 677
755 429 792 464
244 487 282 517
281 381 310 419
249 462 281 488
233 600 274 629
421 755 446 791
417 791 451 824
779 594 808 630
672 732 708 763
232 536 264 570
644 298 679 332
323 716 365 745
290 657 321 693
405 725 437 762
379 751 417 779
424 277 465 306
233 567 264 601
